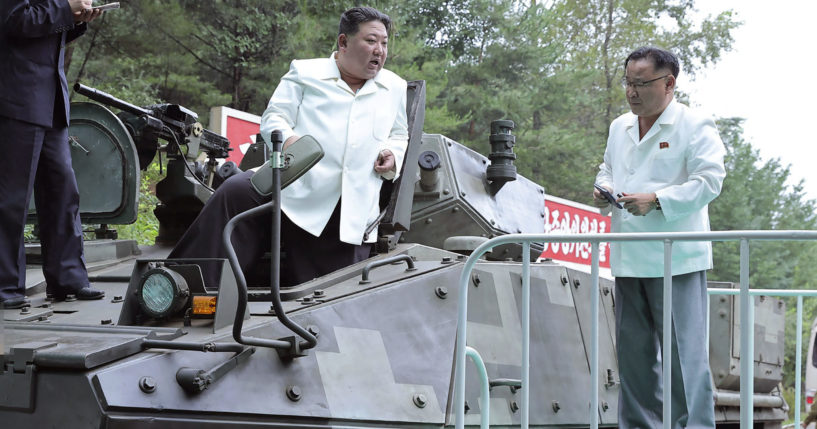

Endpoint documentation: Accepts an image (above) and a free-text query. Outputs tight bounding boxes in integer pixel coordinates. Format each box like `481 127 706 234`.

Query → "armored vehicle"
1 82 787 428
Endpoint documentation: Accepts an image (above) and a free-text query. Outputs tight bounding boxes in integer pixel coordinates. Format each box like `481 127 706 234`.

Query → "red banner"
541 197 611 268
223 116 260 164
209 106 261 165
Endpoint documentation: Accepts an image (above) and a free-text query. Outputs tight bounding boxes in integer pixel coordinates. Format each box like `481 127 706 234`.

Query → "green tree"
708 118 817 391
116 163 161 245
547 0 739 124
709 118 817 289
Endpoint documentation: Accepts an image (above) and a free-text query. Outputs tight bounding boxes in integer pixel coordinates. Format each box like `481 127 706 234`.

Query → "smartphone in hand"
594 183 623 209
94 2 120 11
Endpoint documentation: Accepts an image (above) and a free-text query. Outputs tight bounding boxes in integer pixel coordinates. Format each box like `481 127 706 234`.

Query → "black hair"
625 46 680 78
338 6 392 37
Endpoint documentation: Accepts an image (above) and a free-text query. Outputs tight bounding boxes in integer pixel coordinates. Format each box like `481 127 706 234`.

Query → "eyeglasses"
621 74 670 89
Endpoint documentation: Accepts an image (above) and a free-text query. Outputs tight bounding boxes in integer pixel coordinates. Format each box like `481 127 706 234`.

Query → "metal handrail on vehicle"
465 346 490 429
223 130 317 357
453 230 817 429
706 287 817 427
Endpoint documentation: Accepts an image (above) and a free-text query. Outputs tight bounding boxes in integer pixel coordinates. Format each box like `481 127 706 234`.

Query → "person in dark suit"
0 0 106 309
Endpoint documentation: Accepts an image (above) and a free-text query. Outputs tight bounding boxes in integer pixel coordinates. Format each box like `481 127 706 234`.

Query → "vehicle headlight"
137 267 190 319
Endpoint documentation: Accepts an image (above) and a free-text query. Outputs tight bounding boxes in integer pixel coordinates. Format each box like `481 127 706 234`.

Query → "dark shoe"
76 287 105 300
2 296 30 309
49 287 105 301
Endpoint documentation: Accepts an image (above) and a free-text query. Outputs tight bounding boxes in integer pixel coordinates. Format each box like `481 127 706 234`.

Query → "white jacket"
596 99 726 277
260 55 408 244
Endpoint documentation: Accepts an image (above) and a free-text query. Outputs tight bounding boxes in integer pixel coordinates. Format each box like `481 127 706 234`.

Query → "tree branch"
158 27 231 78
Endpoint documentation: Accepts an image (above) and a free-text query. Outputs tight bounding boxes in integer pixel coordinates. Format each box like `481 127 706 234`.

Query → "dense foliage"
64 0 817 400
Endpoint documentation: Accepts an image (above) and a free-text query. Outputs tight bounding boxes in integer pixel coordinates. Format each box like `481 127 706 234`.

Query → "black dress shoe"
49 287 105 301
2 296 30 309
76 287 105 300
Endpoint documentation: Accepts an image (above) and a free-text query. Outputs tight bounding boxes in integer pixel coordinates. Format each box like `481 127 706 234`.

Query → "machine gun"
73 83 230 169
73 83 235 241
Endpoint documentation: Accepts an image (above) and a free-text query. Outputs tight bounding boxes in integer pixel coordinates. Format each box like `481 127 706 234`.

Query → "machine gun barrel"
74 83 153 117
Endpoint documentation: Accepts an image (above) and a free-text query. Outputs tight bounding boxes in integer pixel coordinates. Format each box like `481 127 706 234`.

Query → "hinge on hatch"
0 341 56 411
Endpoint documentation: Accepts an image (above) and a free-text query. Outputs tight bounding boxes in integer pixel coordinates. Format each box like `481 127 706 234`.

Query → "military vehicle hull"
1 243 787 428
1 82 787 428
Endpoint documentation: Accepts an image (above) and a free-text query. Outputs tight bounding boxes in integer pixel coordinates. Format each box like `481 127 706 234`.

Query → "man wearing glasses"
593 47 726 428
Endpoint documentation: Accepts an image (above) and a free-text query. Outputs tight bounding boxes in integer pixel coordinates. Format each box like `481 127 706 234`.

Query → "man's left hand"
74 7 102 23
374 149 395 174
618 192 657 216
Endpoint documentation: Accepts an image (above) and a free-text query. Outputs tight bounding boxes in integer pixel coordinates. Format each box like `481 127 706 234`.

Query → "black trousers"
0 116 88 300
169 170 371 288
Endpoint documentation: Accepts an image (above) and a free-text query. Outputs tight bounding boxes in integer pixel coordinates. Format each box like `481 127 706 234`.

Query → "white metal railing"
465 346 491 429
453 230 817 429
706 287 817 427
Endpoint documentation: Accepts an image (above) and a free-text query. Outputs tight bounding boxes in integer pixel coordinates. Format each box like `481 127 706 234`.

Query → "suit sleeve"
66 21 86 43
2 0 77 38
378 79 408 181
260 61 303 148
654 117 726 222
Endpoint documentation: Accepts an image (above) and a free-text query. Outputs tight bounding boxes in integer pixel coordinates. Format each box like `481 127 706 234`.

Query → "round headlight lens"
138 268 189 318
142 273 174 314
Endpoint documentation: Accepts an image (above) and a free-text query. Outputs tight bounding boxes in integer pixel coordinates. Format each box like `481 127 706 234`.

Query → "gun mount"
69 83 232 241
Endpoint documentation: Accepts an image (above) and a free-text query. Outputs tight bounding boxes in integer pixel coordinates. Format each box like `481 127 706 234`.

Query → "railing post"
465 346 491 429
521 242 530 429
455 254 479 429
796 295 804 426
739 238 753 429
706 289 711 356
590 242 600 429
663 239 673 429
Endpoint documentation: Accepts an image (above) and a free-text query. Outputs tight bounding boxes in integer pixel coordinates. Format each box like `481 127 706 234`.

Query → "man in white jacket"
593 47 726 428
170 6 408 287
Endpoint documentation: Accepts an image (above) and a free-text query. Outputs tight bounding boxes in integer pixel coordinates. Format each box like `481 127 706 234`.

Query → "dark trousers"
169 170 371 288
0 116 88 300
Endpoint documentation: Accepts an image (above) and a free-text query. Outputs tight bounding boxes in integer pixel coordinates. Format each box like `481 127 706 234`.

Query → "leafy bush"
116 162 162 245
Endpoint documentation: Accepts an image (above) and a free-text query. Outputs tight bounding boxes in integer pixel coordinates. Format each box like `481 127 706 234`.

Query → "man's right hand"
593 185 612 208
283 135 299 150
68 0 93 14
